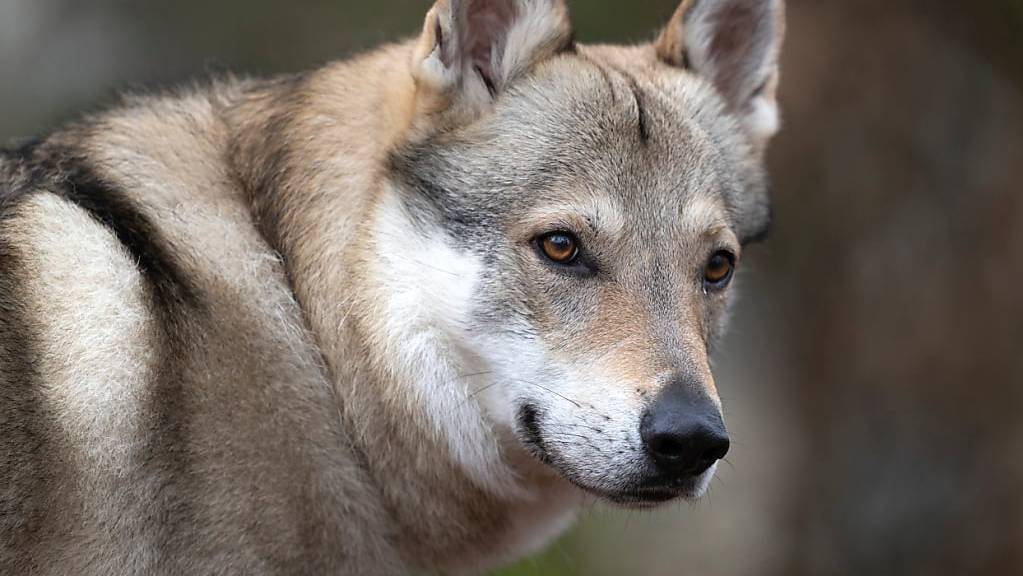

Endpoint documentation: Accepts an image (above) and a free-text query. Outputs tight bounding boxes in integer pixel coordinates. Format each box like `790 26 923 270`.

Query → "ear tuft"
656 0 785 146
413 0 572 113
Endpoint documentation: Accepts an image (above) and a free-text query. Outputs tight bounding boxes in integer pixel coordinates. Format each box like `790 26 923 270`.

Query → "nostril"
697 436 730 471
647 434 690 463
706 437 730 462
642 425 730 476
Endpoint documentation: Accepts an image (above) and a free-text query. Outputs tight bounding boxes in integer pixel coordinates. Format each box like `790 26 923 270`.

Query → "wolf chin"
0 0 785 573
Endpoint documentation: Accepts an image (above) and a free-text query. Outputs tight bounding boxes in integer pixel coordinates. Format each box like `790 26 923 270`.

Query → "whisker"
462 380 504 407
508 378 583 408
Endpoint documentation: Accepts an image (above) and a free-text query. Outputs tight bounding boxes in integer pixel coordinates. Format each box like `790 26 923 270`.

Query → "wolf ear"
412 0 572 114
656 0 785 146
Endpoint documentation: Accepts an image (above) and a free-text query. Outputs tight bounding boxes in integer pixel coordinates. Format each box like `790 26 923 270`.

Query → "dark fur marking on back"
0 143 201 562
45 152 201 561
40 157 198 309
3 139 199 309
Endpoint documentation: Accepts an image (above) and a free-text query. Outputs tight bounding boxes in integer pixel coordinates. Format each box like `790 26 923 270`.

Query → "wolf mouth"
567 476 708 508
588 487 683 507
515 404 703 507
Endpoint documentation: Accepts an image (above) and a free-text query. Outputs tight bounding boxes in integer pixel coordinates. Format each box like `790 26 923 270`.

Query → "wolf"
0 0 785 573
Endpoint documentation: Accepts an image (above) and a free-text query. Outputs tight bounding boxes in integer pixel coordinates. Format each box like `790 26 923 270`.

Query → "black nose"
640 378 730 477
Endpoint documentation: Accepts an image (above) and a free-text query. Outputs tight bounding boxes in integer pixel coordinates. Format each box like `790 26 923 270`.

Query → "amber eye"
539 232 579 264
704 251 735 289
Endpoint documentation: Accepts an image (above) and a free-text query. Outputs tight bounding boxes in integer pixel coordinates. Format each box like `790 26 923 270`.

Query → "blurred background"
3 1 1021 574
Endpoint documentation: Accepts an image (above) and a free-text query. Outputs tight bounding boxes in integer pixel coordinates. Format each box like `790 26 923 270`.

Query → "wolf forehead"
389 45 772 244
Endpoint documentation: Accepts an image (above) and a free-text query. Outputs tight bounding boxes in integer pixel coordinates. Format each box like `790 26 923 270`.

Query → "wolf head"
372 0 784 507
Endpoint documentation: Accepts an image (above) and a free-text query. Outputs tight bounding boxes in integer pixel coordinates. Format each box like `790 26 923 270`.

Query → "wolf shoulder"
0 82 369 573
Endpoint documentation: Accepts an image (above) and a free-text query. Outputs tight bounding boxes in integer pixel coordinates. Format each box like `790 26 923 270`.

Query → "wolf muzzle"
640 376 730 479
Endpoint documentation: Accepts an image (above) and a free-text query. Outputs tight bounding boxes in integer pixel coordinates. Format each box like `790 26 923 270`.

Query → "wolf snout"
640 381 730 478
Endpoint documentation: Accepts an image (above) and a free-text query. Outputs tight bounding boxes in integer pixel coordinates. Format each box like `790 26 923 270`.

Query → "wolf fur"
0 0 785 573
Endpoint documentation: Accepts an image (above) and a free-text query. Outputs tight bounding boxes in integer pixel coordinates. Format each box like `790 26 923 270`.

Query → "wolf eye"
538 232 579 265
704 251 735 290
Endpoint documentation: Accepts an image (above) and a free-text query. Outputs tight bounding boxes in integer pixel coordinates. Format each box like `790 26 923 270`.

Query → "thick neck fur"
226 42 579 573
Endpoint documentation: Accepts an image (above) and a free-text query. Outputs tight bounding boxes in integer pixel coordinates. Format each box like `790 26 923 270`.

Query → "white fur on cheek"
365 191 525 498
473 333 548 430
